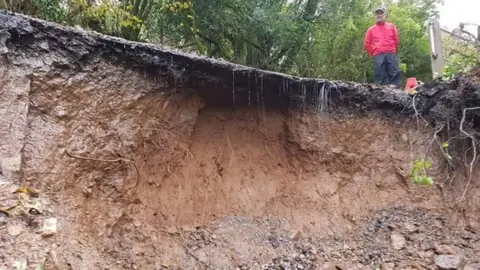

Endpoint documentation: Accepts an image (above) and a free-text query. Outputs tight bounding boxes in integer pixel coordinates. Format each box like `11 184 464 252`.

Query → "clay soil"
1 104 479 270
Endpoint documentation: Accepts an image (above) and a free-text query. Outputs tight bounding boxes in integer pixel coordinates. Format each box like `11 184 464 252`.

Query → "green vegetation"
411 158 434 186
440 28 480 81
1 0 444 83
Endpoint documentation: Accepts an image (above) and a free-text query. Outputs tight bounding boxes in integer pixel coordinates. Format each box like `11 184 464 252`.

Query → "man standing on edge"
364 6 400 86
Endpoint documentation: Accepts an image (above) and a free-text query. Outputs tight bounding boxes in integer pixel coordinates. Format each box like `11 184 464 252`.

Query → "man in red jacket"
364 6 400 86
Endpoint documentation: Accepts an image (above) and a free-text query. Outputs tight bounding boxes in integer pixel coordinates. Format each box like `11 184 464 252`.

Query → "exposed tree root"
412 94 429 127
65 149 140 195
459 107 480 202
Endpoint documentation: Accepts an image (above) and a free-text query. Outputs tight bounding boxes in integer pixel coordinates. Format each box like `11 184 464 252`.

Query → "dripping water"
313 82 319 112
288 81 292 109
261 77 265 113
256 76 260 109
301 83 307 112
260 76 267 135
255 76 261 127
317 82 331 113
232 71 236 109
248 72 251 107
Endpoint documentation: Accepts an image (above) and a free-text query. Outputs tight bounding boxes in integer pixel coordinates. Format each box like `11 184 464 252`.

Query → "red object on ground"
405 77 417 91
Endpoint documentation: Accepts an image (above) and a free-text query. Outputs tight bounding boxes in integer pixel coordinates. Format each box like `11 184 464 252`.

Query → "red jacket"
364 22 399 56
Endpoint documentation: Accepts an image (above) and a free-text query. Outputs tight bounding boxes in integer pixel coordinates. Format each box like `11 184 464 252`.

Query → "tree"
1 0 443 84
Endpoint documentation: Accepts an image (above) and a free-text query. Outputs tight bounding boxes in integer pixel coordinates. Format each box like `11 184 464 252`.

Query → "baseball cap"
374 6 386 13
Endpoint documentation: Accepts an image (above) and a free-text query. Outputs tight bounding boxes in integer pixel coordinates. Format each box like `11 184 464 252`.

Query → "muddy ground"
0 12 480 270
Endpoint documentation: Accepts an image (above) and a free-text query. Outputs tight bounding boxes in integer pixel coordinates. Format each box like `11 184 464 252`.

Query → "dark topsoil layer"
1 11 479 132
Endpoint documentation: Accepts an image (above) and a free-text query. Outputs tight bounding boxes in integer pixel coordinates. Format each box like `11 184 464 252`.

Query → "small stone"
290 230 302 241
330 251 341 258
390 232 406 250
381 263 395 270
268 235 280 248
404 222 417 232
435 245 460 255
331 147 343 154
41 218 58 237
417 251 434 259
387 223 396 230
196 250 208 263
56 109 68 118
407 233 426 242
0 213 7 225
161 262 170 268
434 255 465 270
1 155 22 173
7 225 23 236
12 259 28 270
466 219 479 232
182 225 195 232
463 264 476 270
320 262 346 270
166 226 178 235
82 187 92 197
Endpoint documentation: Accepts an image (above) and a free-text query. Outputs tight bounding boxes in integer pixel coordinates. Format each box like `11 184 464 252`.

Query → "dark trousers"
373 53 400 86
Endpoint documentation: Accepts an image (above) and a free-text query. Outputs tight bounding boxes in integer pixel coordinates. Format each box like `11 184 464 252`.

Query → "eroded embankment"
0 12 479 270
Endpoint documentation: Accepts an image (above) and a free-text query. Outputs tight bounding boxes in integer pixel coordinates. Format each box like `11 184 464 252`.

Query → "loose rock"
290 230 302 241
7 224 23 236
166 226 178 235
404 222 417 233
12 258 28 270
320 262 346 270
41 218 58 237
196 250 208 263
390 232 406 250
462 264 477 270
434 255 465 270
434 245 460 255
381 263 395 270
1 155 22 173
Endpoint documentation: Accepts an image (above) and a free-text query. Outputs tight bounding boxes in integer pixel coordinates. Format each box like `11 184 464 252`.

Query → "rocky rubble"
174 207 479 270
434 255 465 270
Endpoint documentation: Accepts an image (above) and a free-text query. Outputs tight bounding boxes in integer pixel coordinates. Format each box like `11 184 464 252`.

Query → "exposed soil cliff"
0 12 479 270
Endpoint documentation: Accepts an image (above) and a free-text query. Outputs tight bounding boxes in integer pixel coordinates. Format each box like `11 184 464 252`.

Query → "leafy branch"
411 158 434 186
